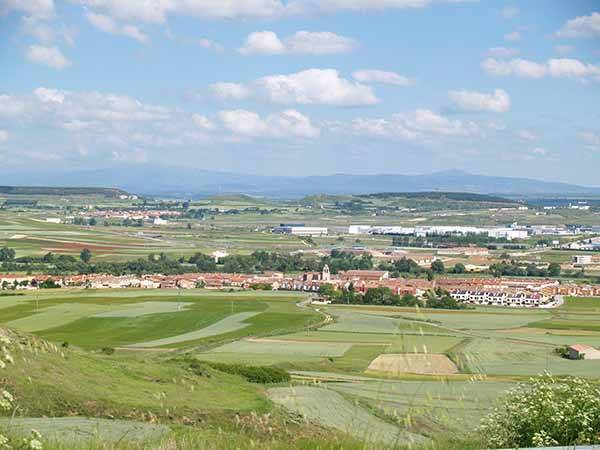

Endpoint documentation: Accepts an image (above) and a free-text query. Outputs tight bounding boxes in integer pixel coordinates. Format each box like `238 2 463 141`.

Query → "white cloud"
0 95 27 117
448 88 510 113
504 31 521 42
555 45 574 55
485 47 519 58
501 6 519 19
580 131 600 151
210 82 252 101
518 130 537 141
481 57 600 82
1 0 54 19
0 130 8 144
212 69 380 106
285 31 357 54
290 0 474 14
32 87 172 122
199 38 224 52
352 69 414 86
218 109 319 139
73 0 286 23
349 109 480 141
25 45 71 69
21 16 76 46
86 13 148 43
547 58 600 80
580 131 600 145
531 147 547 156
557 12 600 38
255 69 378 106
192 114 215 130
239 30 356 55
121 24 148 43
34 87 65 103
72 0 474 24
239 31 285 55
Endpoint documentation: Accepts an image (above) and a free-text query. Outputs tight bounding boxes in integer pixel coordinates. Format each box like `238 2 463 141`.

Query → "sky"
1 0 600 186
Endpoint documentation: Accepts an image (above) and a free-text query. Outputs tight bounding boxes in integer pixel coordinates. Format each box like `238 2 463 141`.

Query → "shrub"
480 375 600 448
206 362 290 384
100 347 115 355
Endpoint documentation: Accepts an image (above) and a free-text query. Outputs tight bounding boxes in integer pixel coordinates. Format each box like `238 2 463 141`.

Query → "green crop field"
268 386 426 447
0 291 320 349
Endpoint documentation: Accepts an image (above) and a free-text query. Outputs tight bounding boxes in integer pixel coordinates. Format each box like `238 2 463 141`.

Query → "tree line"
0 247 373 277
319 283 467 310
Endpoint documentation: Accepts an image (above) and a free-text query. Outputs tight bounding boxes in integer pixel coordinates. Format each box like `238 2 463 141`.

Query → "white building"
212 250 229 263
450 290 550 307
45 218 62 224
273 226 328 236
572 255 593 266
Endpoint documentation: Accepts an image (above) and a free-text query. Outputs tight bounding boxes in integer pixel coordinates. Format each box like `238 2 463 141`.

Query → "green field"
269 386 427 447
2 290 600 449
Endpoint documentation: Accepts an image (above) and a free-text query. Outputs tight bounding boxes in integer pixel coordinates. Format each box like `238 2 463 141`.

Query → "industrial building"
272 224 328 236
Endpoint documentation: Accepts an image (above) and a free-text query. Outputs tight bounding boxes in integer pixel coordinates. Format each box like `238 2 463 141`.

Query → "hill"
0 186 129 197
1 166 599 198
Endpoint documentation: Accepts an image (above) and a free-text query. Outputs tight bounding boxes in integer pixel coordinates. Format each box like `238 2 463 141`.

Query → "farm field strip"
127 311 261 348
275 330 463 354
268 386 426 447
207 339 353 357
0 417 171 445
94 301 193 318
5 303 114 332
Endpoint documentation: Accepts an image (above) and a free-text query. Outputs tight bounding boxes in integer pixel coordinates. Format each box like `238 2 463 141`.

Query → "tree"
364 287 400 306
318 283 337 298
424 288 466 309
80 248 92 263
0 247 15 262
88 218 97 226
452 263 466 274
548 262 561 277
431 259 445 274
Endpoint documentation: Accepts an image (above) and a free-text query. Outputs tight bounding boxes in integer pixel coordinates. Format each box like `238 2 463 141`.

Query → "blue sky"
1 0 599 185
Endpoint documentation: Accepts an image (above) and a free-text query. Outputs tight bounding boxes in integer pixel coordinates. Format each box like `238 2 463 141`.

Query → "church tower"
322 264 331 281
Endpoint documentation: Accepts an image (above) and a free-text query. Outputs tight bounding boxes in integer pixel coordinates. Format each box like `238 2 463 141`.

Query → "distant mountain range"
2 166 599 198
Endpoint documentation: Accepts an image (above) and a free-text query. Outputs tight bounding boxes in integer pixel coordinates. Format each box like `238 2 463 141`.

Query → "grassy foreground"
0 327 483 450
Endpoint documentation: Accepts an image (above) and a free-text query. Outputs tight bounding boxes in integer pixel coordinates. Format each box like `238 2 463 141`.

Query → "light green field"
127 311 261 348
268 386 426 447
94 301 193 317
327 379 513 434
208 339 353 357
393 310 548 331
452 337 600 377
0 417 171 445
6 303 112 332
276 331 463 354
322 310 446 335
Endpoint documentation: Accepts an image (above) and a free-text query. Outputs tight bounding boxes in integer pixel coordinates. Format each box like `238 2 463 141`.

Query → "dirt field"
367 353 459 375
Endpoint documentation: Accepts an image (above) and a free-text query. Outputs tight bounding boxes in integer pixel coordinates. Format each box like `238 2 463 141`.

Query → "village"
3 266 600 308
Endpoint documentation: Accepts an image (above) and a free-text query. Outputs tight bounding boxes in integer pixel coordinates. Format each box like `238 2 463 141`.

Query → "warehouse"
272 225 328 236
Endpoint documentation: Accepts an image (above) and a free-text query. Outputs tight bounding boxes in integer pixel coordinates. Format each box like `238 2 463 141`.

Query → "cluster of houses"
2 267 600 309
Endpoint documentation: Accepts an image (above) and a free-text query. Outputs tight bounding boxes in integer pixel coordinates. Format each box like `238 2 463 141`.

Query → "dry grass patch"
367 353 459 375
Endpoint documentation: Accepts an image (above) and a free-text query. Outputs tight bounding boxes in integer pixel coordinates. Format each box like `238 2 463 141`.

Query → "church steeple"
322 264 330 281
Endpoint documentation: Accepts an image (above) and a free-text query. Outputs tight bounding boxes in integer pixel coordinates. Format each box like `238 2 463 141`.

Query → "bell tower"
322 264 331 281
